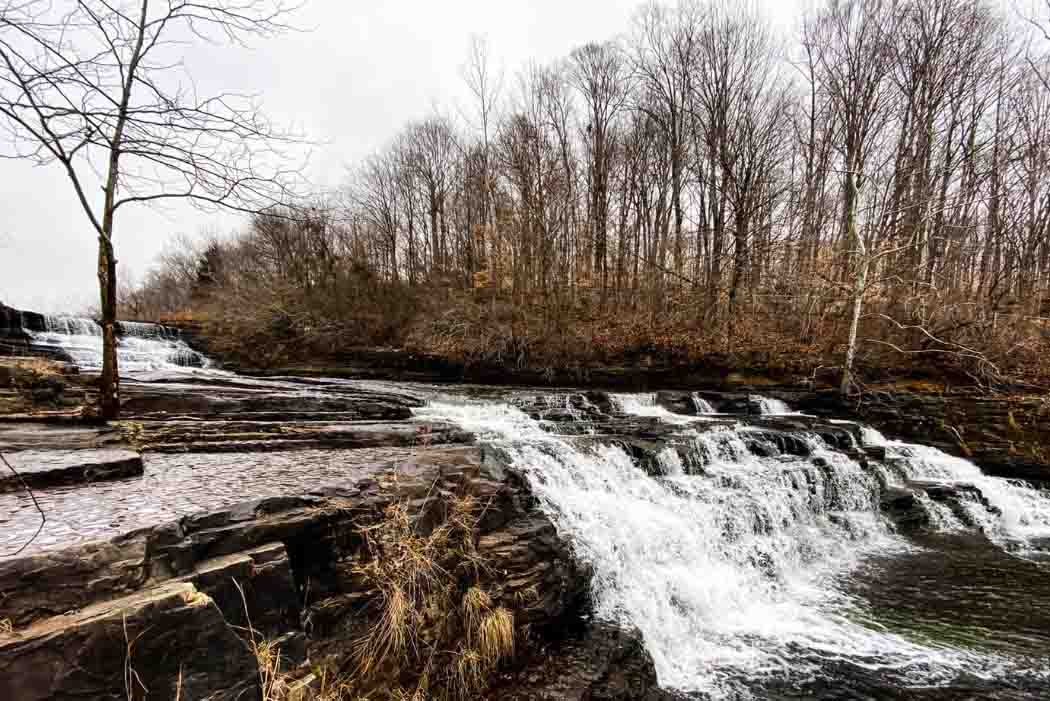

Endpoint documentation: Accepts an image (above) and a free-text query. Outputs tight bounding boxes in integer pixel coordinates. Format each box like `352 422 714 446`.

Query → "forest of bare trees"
127 0 1050 390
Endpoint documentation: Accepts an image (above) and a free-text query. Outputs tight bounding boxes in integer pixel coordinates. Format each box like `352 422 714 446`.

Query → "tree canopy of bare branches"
127 0 1050 393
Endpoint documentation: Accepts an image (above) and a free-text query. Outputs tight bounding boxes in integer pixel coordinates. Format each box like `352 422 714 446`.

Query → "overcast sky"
0 0 807 313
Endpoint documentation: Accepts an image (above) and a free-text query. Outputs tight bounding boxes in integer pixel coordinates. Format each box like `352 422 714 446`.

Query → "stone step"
0 449 143 492
144 422 473 453
0 422 123 451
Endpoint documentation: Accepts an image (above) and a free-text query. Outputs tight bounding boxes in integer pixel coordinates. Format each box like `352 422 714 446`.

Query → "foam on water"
415 398 1036 697
29 315 211 373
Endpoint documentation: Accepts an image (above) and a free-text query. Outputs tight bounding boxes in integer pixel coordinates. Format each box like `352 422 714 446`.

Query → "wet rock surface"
0 581 259 701
0 421 123 451
492 623 673 701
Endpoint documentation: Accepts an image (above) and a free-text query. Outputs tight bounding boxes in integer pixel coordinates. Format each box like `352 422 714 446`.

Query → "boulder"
880 485 930 534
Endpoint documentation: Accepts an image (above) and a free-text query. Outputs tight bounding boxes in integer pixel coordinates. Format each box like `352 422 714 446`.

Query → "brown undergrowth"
404 290 1050 391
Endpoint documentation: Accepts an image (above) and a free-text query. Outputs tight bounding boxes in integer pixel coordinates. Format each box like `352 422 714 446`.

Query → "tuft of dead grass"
461 587 491 639
347 490 516 700
451 647 486 699
351 501 452 680
476 608 514 666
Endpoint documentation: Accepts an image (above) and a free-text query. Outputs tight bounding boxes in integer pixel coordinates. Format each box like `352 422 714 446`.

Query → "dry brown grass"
237 579 356 701
351 502 451 680
0 618 13 636
347 491 516 700
476 608 514 666
461 587 491 637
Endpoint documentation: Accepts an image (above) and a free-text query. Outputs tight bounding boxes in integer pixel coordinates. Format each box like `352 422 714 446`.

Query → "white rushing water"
28 315 210 373
415 396 1034 697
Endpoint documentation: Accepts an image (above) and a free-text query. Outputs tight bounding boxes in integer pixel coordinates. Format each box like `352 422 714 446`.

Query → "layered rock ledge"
0 445 666 700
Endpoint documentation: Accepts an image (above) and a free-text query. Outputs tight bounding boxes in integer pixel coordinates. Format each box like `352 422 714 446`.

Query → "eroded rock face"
0 445 667 700
0 581 259 701
492 623 680 701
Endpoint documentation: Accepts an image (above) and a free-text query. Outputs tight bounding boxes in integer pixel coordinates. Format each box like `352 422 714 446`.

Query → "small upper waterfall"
753 395 794 414
875 435 1050 548
610 392 706 425
417 393 1050 697
690 393 716 414
28 315 210 373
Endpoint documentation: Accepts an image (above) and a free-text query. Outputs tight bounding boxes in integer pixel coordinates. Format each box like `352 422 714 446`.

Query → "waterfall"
860 425 889 446
886 441 1050 547
690 393 717 414
415 397 1034 697
28 315 210 373
610 392 703 425
753 395 793 414
852 421 1050 546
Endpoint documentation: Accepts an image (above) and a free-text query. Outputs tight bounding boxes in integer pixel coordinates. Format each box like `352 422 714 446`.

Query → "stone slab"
0 449 143 493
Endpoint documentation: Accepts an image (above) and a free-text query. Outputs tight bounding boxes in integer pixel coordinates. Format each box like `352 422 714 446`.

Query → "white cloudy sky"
1 0 804 312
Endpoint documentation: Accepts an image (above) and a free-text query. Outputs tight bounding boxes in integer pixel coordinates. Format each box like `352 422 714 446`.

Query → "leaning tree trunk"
97 233 120 419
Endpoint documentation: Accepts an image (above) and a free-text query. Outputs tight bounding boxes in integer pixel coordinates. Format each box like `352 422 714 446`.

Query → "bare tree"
570 41 630 303
807 0 896 395
0 0 305 418
461 34 503 275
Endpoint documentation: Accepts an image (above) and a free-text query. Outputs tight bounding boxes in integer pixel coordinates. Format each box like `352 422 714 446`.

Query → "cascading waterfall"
28 315 209 373
415 395 1043 697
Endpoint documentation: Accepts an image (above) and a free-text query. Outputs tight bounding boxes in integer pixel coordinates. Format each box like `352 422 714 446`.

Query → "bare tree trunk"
97 234 119 419
841 171 865 396
842 250 867 396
